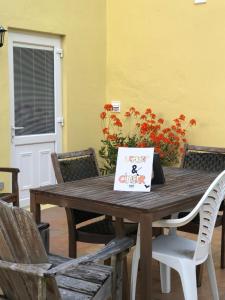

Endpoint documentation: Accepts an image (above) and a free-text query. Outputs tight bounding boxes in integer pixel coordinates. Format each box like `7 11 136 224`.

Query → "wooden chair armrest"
0 260 51 277
0 168 20 174
46 237 134 277
0 168 20 206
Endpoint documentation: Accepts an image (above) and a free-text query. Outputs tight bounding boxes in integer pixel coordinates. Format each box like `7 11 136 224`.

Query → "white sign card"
114 147 154 192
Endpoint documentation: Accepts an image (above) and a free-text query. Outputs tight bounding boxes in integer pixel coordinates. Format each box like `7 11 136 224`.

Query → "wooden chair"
0 200 134 300
0 167 50 252
51 148 137 258
179 144 225 269
0 167 20 206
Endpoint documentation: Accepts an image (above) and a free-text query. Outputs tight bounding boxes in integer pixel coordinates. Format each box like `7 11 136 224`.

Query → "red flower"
171 125 177 131
137 142 147 148
155 147 161 154
150 132 156 141
180 130 186 136
124 111 131 117
141 114 146 120
158 118 164 124
129 107 136 112
162 137 171 144
104 104 113 111
110 114 116 120
102 127 109 134
154 125 161 131
176 128 182 134
140 122 149 135
168 132 175 138
114 119 122 127
145 108 152 114
190 119 197 126
179 114 185 121
151 113 156 119
100 112 106 119
163 128 171 134
135 110 140 116
107 134 117 141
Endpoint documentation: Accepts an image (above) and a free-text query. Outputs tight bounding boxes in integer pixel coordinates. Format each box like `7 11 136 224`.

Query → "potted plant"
99 104 196 174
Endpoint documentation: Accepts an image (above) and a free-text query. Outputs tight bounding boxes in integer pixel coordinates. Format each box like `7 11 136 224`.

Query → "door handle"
56 117 64 127
11 126 25 143
11 126 24 130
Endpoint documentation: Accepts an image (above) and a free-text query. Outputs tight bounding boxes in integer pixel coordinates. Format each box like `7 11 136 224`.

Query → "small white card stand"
114 147 154 192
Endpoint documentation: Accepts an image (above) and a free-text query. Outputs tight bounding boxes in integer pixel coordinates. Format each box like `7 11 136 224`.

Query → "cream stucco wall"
106 0 225 147
0 0 106 168
1 0 225 176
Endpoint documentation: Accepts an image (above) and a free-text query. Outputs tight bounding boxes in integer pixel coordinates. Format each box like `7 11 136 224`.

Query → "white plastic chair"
131 170 225 300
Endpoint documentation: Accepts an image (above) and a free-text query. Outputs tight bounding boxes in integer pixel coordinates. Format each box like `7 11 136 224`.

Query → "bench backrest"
0 201 60 299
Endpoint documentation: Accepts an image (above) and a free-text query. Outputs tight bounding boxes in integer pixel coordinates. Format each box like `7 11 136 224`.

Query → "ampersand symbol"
132 165 138 174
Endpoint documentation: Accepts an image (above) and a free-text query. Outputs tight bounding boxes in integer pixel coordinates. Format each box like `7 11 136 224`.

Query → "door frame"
8 30 63 206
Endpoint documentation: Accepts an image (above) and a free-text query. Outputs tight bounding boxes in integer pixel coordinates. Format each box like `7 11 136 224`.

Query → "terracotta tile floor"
42 206 225 299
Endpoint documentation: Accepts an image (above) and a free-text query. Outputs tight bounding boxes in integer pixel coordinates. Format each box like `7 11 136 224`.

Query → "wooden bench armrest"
46 237 134 277
0 168 20 174
0 260 51 277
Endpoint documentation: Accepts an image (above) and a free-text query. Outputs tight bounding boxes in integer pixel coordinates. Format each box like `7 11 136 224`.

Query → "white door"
9 31 63 207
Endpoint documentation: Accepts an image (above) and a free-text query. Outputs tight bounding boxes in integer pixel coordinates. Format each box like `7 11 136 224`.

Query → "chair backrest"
51 148 100 183
0 201 59 300
193 171 225 264
181 144 225 172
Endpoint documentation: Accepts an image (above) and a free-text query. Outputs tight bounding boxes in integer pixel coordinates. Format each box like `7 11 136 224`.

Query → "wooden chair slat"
56 275 101 296
0 204 48 264
0 271 39 300
60 263 112 284
58 288 92 300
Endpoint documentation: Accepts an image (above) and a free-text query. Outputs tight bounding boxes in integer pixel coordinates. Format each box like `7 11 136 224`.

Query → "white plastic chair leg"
206 252 219 300
179 263 197 300
160 263 171 293
130 241 140 300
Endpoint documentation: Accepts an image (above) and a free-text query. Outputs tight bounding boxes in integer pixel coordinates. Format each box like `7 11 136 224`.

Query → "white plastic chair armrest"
153 171 225 228
152 206 200 228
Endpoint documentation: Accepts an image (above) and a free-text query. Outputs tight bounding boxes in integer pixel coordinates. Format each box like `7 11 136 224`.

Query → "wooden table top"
31 167 218 214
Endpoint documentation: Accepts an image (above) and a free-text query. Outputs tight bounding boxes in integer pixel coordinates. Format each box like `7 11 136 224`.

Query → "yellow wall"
0 0 106 168
1 0 225 173
107 0 225 146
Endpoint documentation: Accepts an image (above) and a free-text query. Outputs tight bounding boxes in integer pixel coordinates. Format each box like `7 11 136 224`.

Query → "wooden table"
30 167 218 300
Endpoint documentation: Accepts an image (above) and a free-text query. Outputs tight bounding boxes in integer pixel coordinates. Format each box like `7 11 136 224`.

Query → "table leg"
115 217 125 238
30 193 41 223
140 214 153 300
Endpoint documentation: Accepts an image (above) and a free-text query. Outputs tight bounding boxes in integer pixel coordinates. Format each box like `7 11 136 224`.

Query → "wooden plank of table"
30 168 218 214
